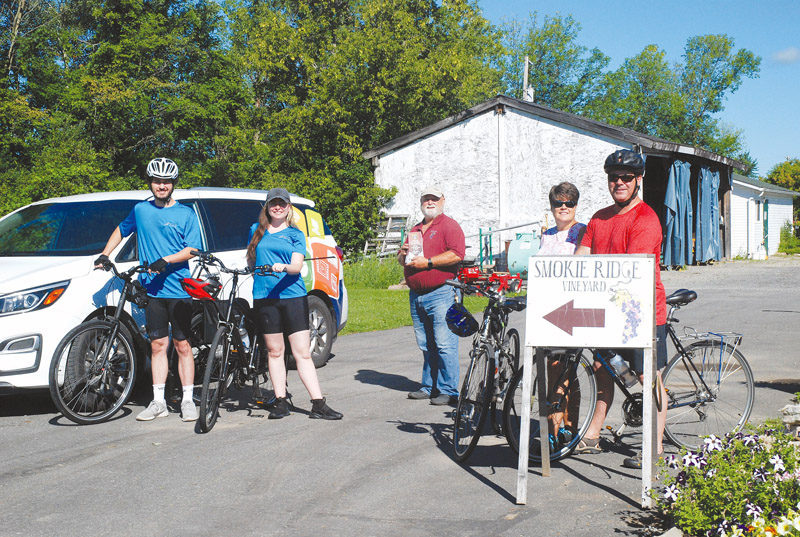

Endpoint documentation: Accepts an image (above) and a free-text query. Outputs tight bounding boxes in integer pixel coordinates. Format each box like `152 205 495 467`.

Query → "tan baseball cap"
420 186 444 199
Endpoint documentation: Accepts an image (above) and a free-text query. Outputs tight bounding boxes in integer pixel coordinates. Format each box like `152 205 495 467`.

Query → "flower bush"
654 422 800 536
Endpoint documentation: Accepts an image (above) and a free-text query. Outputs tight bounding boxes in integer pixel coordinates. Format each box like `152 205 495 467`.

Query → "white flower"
792 513 800 532
663 484 680 502
665 454 679 468
753 467 768 482
770 454 786 473
746 502 763 517
704 434 723 452
706 468 717 478
776 517 791 535
742 434 758 446
683 452 700 467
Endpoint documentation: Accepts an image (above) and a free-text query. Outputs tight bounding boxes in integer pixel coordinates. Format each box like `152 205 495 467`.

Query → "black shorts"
617 324 668 374
145 297 193 341
254 296 309 336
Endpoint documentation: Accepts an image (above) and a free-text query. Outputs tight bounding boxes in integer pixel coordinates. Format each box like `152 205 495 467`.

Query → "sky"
477 0 799 177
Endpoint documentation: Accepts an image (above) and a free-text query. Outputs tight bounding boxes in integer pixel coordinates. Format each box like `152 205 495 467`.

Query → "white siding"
731 181 795 258
373 106 632 257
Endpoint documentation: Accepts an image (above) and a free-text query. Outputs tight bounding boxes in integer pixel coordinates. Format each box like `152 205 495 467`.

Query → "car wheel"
287 295 334 369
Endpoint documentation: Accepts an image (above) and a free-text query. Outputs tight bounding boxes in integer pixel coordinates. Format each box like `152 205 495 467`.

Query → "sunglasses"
608 173 637 183
551 199 576 209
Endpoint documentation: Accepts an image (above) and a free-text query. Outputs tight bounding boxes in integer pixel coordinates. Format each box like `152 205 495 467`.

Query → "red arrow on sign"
543 300 606 335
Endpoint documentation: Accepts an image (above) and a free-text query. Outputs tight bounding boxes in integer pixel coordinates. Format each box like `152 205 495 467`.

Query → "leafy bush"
778 222 800 255
654 422 800 536
344 255 405 289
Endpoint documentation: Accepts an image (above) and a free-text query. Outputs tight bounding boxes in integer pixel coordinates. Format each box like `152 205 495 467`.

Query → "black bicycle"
49 262 148 424
503 288 755 463
184 251 275 433
445 270 525 463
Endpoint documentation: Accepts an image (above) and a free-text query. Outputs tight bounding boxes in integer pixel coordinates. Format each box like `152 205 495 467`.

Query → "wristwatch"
427 258 433 269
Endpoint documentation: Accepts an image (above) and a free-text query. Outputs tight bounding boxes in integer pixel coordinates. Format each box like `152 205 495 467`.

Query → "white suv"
0 187 348 392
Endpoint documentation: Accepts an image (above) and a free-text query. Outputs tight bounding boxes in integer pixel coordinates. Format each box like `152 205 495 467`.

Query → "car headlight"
0 281 70 317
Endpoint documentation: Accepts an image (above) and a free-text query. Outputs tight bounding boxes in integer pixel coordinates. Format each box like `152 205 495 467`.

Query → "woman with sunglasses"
246 187 342 420
534 182 586 455
538 182 586 255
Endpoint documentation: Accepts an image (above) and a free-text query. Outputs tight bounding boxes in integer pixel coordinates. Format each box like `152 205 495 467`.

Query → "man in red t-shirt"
574 149 668 469
397 186 466 406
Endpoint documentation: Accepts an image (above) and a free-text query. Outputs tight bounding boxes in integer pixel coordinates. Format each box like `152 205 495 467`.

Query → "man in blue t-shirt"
95 158 202 423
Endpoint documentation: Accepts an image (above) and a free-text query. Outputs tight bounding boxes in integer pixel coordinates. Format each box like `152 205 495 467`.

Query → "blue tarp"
663 160 693 266
695 167 721 262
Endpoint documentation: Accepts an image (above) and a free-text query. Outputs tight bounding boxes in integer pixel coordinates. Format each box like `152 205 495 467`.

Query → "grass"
339 289 488 335
339 254 494 335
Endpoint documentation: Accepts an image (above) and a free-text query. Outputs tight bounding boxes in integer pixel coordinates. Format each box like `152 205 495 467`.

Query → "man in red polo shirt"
397 186 466 406
574 149 668 469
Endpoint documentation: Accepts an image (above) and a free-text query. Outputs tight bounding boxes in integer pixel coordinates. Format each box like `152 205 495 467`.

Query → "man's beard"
152 184 175 202
422 206 443 220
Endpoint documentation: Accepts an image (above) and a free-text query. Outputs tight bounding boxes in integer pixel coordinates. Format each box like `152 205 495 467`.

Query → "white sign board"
525 254 655 349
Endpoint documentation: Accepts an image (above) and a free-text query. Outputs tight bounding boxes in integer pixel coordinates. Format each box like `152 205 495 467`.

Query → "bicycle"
445 268 526 463
49 261 149 424
503 287 755 463
183 251 275 433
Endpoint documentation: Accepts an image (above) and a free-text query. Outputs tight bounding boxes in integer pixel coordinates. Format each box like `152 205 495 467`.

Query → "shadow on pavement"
755 379 800 396
355 368 418 392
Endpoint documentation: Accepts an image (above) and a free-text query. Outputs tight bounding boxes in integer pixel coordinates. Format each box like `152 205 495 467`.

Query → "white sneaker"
181 400 198 422
136 400 169 421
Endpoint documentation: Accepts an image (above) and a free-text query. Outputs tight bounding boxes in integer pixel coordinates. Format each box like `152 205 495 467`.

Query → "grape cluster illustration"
610 288 641 343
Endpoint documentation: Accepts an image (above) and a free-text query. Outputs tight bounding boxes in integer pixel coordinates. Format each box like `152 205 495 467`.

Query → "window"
755 200 761 222
0 200 138 256
201 199 264 252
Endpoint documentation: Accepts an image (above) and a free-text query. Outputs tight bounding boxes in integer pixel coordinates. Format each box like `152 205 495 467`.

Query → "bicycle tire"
503 349 597 463
453 343 494 462
662 339 755 451
49 320 137 425
491 328 521 435
199 325 234 433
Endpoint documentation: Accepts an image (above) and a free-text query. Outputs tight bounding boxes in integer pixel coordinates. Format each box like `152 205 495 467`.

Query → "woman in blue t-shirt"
246 188 342 420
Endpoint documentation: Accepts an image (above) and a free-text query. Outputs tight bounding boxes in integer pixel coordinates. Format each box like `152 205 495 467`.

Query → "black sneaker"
407 389 430 400
268 397 291 419
429 393 456 406
310 398 343 420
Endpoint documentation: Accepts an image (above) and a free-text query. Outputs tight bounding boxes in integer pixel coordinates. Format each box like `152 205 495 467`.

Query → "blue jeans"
409 285 460 397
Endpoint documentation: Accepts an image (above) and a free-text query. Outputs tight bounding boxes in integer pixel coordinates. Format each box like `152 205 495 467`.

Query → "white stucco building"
730 173 798 259
363 95 746 265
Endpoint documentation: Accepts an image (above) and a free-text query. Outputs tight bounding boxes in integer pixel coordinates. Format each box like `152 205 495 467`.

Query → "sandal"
573 437 602 454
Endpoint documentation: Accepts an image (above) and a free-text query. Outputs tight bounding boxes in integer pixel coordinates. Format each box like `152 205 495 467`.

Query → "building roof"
363 94 746 171
732 173 800 197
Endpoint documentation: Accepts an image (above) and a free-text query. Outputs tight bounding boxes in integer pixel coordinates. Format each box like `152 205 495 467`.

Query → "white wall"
372 106 634 258
731 182 794 258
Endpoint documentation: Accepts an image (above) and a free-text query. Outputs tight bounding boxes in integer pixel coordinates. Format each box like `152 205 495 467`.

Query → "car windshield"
0 200 138 256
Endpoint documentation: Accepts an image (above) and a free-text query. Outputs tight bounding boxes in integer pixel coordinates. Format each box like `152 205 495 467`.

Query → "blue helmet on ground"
446 303 479 337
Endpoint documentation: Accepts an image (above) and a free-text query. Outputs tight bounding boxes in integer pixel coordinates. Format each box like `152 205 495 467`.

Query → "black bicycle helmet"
446 303 479 338
603 149 645 175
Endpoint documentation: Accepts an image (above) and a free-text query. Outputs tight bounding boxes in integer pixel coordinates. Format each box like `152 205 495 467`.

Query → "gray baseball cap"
266 187 291 204
420 186 444 199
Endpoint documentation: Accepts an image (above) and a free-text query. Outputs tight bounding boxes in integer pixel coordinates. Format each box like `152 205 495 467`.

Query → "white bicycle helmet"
146 157 179 181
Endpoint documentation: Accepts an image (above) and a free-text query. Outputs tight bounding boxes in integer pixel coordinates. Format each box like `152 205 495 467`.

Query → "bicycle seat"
666 288 697 306
504 296 527 312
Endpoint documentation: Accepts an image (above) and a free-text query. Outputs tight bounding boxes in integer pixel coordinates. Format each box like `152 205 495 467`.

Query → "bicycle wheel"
503 349 597 463
490 328 521 435
453 343 494 462
662 340 755 451
49 320 137 425
199 325 234 433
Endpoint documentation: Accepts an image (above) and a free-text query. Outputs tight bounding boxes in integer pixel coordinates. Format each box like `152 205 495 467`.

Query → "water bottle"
238 327 250 352
608 353 638 388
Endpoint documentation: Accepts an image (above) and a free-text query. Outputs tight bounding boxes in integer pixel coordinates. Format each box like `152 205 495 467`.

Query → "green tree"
678 34 761 150
765 158 800 221
500 12 609 113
